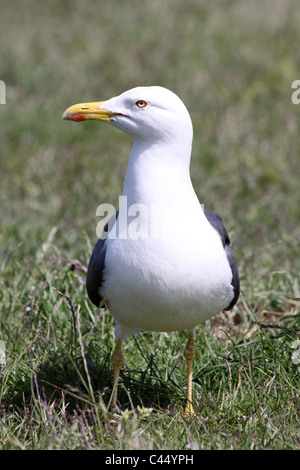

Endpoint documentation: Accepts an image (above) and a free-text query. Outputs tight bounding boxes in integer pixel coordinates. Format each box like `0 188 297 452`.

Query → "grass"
0 0 300 450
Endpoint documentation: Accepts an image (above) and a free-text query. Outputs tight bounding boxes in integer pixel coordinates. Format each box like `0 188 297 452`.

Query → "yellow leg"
111 338 124 410
184 332 195 415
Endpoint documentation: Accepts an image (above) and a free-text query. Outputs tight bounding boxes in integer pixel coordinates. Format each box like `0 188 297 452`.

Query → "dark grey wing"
86 211 119 308
204 209 240 310
86 238 107 307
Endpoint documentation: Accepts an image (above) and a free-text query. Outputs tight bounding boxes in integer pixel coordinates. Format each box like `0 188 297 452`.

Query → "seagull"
62 86 240 415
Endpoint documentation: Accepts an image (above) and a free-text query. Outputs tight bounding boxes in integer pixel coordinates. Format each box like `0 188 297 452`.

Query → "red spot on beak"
69 113 86 122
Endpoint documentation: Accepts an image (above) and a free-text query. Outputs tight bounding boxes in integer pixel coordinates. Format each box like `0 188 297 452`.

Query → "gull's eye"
135 100 148 108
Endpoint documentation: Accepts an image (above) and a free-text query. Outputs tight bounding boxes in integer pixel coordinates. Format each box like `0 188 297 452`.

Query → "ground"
0 0 299 450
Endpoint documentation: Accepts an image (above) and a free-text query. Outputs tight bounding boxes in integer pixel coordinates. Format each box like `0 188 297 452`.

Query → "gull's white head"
63 86 193 146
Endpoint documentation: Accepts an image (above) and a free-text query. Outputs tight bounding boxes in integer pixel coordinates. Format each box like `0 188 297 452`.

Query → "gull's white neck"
122 138 194 206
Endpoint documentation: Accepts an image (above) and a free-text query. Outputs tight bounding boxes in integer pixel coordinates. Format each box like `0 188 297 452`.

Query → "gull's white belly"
102 225 234 338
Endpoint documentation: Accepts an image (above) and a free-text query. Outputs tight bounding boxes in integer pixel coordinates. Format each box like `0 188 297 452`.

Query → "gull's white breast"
100 138 234 339
102 203 234 339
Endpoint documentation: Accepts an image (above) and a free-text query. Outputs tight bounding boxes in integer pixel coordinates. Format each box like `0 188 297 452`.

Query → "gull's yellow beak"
62 101 119 122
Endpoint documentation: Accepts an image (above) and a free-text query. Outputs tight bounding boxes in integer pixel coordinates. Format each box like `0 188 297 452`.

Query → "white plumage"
63 86 239 414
